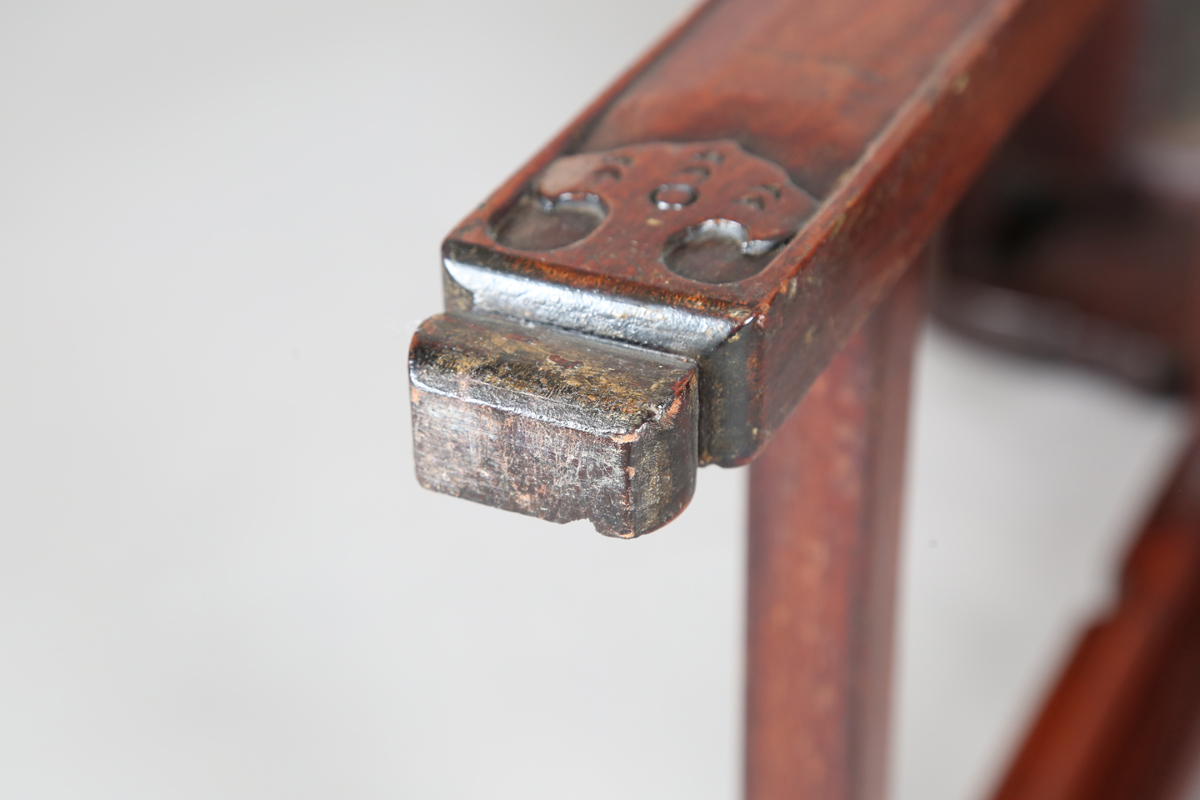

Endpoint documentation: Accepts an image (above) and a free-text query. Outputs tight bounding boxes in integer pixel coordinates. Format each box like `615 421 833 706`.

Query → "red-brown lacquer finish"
746 253 926 800
441 0 1120 469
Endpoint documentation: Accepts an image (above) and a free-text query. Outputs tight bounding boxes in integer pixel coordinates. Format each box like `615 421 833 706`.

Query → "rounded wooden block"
409 313 699 538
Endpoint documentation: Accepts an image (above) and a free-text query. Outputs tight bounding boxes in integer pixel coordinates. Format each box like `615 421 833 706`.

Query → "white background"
0 1 1189 798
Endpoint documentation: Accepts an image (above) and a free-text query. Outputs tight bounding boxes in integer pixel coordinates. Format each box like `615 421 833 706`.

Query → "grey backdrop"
0 1 1188 798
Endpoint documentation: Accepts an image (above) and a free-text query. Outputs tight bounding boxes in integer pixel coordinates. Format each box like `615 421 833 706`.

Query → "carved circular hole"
490 192 607 251
592 165 623 181
661 219 784 284
737 193 767 210
651 183 698 211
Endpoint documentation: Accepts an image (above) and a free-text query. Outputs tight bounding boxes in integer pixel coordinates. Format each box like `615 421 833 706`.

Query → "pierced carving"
491 192 607 252
663 218 786 284
476 140 817 285
652 182 699 210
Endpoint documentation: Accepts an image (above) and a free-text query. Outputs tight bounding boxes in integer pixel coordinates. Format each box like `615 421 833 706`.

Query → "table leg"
746 253 928 800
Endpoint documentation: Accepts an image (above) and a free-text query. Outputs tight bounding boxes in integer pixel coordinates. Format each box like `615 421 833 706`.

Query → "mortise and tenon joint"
409 141 816 537
407 0 1118 540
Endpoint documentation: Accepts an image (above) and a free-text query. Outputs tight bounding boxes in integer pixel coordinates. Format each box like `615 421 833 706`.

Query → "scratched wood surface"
419 0 1123 535
746 253 926 800
440 0 1118 467
411 313 698 537
405 0 1200 797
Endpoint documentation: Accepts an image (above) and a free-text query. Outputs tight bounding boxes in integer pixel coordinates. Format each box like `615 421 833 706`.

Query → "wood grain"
410 313 698 537
443 0 1118 466
745 250 927 800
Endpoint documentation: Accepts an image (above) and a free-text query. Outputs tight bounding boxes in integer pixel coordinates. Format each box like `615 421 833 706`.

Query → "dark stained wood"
403 4 1200 800
410 313 698 538
936 197 1199 391
745 250 927 800
440 0 1119 472
933 6 1200 793
989 443 1200 800
445 139 818 467
937 0 1200 392
1000 0 1142 184
934 6 1200 797
484 140 818 280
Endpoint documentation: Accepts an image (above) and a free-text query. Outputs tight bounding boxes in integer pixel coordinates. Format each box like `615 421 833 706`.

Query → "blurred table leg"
989 441 1200 800
745 253 927 800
